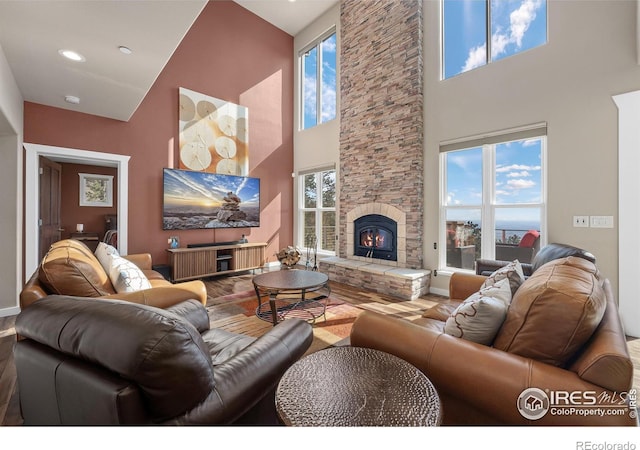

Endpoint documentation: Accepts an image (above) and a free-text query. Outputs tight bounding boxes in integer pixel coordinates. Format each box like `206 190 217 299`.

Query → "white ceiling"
0 0 337 122
235 0 338 36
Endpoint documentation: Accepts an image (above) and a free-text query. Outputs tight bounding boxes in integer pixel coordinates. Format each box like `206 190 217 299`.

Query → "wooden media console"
167 242 267 282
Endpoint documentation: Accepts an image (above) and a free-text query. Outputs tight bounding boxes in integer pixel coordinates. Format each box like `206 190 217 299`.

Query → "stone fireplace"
319 0 430 300
338 0 423 269
321 201 430 300
346 203 405 266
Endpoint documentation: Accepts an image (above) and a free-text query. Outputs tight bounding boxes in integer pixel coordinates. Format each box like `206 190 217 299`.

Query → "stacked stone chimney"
339 0 424 269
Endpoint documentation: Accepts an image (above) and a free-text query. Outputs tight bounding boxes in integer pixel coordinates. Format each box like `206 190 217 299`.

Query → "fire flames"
361 230 385 248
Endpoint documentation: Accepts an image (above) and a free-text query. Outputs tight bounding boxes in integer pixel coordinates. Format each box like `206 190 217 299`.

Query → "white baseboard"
428 286 449 297
263 261 281 269
0 306 20 318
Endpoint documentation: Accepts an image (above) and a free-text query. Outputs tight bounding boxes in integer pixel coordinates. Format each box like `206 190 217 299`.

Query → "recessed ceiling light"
58 49 86 62
118 46 133 55
64 95 80 104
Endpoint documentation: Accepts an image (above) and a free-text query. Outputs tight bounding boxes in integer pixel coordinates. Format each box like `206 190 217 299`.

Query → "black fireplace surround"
354 214 397 261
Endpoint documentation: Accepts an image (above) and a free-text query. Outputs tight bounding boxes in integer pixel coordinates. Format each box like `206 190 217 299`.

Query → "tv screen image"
163 168 260 230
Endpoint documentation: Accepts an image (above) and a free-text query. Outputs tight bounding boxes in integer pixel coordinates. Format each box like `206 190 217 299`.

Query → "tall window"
442 0 547 79
300 29 337 129
440 126 546 269
300 168 336 254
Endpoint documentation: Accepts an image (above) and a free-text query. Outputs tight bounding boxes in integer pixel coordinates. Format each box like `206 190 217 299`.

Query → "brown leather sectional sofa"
351 245 637 426
20 238 207 309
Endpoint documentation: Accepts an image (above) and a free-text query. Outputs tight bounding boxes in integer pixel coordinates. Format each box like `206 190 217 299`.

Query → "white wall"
293 4 340 248
615 89 640 337
424 0 640 295
0 42 24 316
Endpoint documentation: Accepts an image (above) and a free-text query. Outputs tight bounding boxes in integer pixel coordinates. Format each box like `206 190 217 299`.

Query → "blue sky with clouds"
444 0 547 79
303 33 337 129
446 138 543 223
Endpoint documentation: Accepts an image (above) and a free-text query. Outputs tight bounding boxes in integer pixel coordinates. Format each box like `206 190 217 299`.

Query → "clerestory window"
300 29 337 129
442 0 547 79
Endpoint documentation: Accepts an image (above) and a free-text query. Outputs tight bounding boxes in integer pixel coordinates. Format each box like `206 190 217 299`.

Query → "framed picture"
79 173 113 207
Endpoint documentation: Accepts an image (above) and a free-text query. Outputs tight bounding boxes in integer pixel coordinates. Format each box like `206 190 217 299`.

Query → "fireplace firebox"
354 214 397 261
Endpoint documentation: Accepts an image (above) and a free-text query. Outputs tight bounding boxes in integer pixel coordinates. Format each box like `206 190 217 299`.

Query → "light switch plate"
590 216 614 228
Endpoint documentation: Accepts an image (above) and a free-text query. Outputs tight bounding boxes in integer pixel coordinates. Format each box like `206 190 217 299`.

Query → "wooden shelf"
167 242 267 282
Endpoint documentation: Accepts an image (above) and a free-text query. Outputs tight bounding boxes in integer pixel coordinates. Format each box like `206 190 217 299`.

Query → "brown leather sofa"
14 295 313 425
20 239 207 309
350 246 636 426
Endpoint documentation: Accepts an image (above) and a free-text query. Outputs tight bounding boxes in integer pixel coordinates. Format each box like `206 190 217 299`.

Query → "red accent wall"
24 2 294 265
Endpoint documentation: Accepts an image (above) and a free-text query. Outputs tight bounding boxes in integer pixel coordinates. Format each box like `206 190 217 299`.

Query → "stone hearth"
319 257 430 301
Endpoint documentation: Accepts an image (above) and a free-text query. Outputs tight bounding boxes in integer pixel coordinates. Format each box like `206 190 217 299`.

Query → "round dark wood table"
275 346 442 426
252 270 330 326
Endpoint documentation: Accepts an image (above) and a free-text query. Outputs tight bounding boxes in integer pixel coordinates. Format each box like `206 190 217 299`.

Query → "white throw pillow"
95 242 119 273
444 278 512 345
481 259 525 296
107 253 152 293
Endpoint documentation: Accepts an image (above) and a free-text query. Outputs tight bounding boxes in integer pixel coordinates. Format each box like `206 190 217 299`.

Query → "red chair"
495 230 540 263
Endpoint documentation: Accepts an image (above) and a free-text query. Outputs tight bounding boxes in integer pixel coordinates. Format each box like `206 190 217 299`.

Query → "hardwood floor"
1 272 639 426
0 315 20 426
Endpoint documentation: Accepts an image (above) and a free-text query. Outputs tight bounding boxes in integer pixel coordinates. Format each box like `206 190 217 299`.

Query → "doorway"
24 143 130 279
38 156 62 261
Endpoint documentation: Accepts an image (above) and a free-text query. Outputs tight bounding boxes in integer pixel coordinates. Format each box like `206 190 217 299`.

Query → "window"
440 126 546 269
442 0 547 79
299 168 336 254
300 29 337 129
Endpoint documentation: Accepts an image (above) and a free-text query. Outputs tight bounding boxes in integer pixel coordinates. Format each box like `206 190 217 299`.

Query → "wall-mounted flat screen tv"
163 168 260 230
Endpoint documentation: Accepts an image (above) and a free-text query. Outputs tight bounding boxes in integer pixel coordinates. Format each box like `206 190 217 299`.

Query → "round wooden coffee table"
275 346 442 426
252 270 330 326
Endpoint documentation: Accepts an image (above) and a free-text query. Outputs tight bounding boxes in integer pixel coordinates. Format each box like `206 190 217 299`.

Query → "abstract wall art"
178 87 249 175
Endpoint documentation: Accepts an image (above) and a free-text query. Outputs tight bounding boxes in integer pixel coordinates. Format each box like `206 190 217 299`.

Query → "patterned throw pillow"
107 254 152 293
444 278 512 345
481 259 525 295
95 242 120 273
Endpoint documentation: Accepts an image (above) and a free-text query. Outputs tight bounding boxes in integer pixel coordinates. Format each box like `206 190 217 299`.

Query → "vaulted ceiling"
0 0 337 122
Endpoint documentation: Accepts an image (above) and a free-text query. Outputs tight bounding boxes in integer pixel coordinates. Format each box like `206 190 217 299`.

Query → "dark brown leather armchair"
476 242 596 277
14 296 313 425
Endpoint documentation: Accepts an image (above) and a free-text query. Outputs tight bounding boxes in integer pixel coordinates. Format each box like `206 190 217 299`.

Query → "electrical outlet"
573 216 589 227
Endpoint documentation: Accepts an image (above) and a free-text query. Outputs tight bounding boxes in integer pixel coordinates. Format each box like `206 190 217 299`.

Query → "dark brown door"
39 156 62 261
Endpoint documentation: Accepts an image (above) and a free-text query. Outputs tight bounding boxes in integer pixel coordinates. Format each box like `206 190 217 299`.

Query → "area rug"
205 281 439 355
206 290 358 353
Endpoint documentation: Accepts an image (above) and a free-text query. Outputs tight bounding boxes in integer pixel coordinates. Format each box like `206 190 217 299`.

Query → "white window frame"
298 167 337 256
441 0 548 80
439 125 547 270
299 27 336 130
